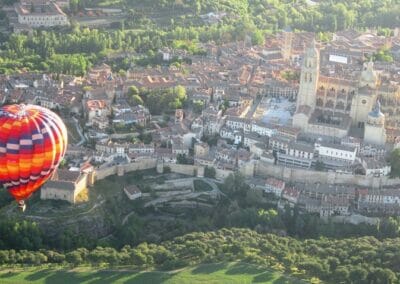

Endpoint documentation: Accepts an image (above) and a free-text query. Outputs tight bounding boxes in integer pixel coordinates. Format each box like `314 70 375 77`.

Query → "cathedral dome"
306 39 318 57
367 100 384 125
359 59 378 88
358 85 375 96
369 100 383 118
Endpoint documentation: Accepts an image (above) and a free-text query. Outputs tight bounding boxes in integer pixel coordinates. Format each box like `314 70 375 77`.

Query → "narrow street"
73 117 86 146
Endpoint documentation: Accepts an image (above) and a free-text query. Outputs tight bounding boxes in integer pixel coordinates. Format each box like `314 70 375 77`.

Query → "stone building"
124 184 142 200
293 38 399 142
364 100 386 146
350 60 379 128
40 169 88 204
294 39 319 113
15 0 69 29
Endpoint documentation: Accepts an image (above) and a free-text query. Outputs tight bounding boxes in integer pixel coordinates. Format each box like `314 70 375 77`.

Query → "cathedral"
293 40 399 146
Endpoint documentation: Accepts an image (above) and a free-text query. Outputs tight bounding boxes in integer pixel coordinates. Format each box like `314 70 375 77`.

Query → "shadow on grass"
0 271 20 278
191 263 227 274
252 271 276 283
273 275 299 284
124 271 174 284
25 269 53 281
42 270 98 284
86 270 131 284
225 262 265 275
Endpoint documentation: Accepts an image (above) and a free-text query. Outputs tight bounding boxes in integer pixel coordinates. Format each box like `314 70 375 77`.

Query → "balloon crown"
17 104 27 115
0 104 30 119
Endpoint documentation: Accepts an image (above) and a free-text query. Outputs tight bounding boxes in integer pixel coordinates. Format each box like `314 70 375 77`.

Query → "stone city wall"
155 178 195 190
94 165 117 180
166 163 201 177
215 168 234 180
95 158 400 189
256 161 400 188
110 132 139 140
95 158 157 181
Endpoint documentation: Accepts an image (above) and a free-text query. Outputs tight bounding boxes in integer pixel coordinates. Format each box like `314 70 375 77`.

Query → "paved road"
122 178 223 225
245 95 262 119
201 178 225 196
73 117 86 146
14 199 106 221
145 178 223 208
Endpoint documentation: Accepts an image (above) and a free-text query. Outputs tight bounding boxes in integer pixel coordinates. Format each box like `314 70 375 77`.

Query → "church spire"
369 99 383 118
374 99 381 115
311 38 316 49
373 99 381 114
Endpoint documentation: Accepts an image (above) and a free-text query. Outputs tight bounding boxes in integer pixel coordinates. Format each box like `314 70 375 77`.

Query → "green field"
0 263 300 284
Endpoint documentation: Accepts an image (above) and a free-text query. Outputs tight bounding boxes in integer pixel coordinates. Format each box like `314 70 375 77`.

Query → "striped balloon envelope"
0 104 68 209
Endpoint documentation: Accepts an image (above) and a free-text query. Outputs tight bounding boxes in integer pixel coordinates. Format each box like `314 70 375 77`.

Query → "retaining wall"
95 158 157 181
256 161 400 188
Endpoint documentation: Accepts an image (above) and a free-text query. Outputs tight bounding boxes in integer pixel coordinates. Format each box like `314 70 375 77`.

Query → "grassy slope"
0 262 299 284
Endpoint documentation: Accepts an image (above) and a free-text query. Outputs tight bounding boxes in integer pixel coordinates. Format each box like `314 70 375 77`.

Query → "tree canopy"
0 228 399 283
0 0 399 74
390 149 400 177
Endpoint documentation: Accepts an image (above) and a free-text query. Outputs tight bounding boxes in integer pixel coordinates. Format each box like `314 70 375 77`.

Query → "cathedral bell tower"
296 39 320 112
350 59 378 128
364 100 386 146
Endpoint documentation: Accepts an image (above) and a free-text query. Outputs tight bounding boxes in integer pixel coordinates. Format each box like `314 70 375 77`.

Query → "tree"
144 88 187 114
221 172 249 204
131 95 144 106
128 86 139 96
204 166 216 178
315 161 325 172
193 101 204 114
367 268 397 284
298 261 325 279
389 149 400 177
332 266 349 283
177 154 189 164
379 217 400 238
66 251 83 266
251 30 265 46
373 48 393 63
349 267 368 284
174 85 187 103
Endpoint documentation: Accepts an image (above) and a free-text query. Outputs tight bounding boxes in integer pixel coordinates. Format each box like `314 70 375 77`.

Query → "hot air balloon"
0 104 68 211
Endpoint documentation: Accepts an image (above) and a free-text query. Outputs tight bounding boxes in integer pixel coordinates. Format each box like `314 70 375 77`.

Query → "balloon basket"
18 201 26 212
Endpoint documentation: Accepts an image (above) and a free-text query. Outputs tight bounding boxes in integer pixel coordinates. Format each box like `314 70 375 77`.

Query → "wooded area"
0 0 399 74
0 228 399 283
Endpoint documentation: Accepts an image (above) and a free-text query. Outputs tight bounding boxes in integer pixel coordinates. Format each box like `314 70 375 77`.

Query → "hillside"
82 0 399 31
1 0 399 74
0 262 298 284
0 228 399 283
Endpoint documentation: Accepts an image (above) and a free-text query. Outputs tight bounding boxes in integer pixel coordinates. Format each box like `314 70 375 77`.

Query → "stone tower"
364 100 386 146
281 27 293 61
350 59 378 127
296 39 320 112
359 59 378 88
156 158 164 174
